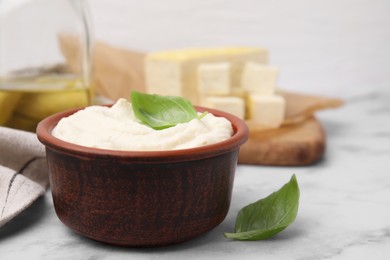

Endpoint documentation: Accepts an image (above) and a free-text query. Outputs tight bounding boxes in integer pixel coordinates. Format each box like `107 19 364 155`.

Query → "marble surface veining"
0 87 389 259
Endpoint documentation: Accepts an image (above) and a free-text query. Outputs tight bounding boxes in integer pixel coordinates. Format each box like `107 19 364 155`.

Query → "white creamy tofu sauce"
52 98 234 151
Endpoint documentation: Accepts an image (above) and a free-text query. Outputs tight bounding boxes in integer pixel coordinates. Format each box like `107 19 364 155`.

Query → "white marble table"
1 86 389 259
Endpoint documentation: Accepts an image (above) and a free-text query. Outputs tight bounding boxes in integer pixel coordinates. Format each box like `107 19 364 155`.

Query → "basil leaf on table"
224 174 300 241
131 91 200 130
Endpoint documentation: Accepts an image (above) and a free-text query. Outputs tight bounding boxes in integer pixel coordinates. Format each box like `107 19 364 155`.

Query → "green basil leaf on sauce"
131 91 199 130
224 174 300 241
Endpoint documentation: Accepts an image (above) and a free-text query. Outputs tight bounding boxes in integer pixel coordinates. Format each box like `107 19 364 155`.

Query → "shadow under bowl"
37 106 248 247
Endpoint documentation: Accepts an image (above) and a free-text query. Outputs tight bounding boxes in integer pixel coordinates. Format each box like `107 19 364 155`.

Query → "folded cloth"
0 126 49 227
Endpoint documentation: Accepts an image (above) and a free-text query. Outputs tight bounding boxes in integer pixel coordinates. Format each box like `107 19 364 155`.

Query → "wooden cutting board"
239 117 325 166
237 91 343 166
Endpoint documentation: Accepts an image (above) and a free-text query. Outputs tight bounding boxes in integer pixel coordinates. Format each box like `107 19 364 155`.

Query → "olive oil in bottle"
0 0 93 132
0 67 91 131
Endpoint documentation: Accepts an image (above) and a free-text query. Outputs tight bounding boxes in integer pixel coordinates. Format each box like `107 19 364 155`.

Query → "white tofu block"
248 94 285 128
242 62 279 95
145 61 182 97
202 96 245 119
145 47 268 104
231 87 247 99
198 63 231 95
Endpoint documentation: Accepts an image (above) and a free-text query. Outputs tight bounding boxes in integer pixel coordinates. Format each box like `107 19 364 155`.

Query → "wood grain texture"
37 105 248 247
239 117 325 166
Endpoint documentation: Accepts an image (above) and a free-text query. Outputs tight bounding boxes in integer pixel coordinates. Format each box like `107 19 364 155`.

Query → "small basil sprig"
131 91 206 130
224 174 300 241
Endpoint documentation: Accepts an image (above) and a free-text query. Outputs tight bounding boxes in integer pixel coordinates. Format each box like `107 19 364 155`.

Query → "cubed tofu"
242 62 279 95
198 63 231 95
202 96 245 119
145 47 268 104
230 87 247 99
248 94 285 128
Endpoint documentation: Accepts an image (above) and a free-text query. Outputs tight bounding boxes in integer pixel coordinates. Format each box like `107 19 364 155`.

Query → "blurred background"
88 0 390 98
0 0 389 131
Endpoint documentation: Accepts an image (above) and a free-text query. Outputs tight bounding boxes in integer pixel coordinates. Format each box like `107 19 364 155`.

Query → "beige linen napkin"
0 126 49 227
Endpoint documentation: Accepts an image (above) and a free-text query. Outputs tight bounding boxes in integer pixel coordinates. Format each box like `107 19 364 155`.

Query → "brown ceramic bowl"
37 105 248 247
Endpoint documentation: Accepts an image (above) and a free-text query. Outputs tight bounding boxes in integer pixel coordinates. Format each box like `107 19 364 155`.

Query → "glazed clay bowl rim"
37 105 249 163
